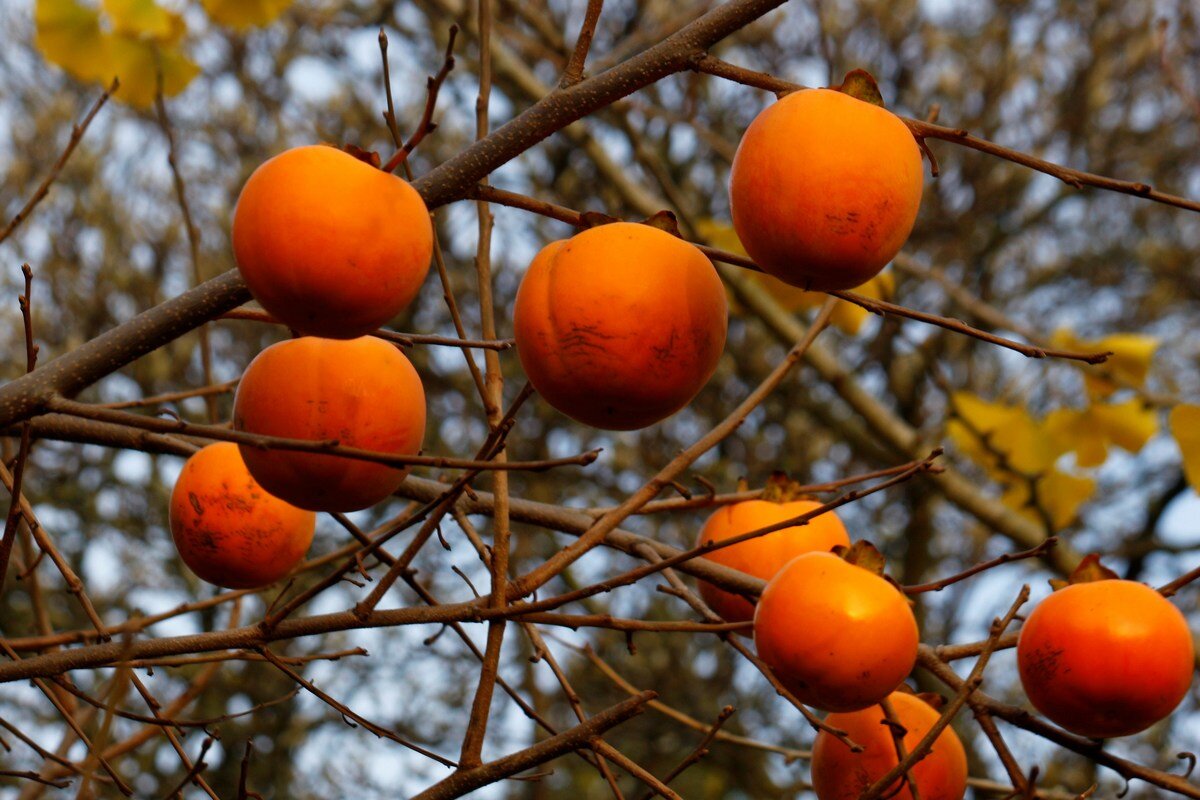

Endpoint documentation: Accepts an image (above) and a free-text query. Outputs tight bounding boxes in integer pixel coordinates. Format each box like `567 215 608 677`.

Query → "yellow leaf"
106 36 199 108
1001 470 1095 530
103 0 184 42
1044 399 1158 469
1042 408 1104 468
1052 329 1157 398
201 0 294 30
36 0 198 107
1169 404 1200 491
1039 471 1096 529
35 0 111 84
1090 398 1158 454
947 392 1061 475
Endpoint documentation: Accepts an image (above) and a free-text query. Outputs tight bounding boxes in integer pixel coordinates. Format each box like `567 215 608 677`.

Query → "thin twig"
560 0 605 86
0 80 117 245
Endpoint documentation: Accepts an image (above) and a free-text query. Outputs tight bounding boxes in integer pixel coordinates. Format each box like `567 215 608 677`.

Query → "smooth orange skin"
753 552 918 711
812 692 968 800
1017 580 1194 738
232 145 433 339
513 223 728 430
730 89 923 291
695 500 850 623
169 443 316 589
233 336 426 512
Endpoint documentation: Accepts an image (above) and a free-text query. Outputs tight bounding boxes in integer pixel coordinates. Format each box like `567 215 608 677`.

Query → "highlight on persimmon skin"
812 691 969 800
233 336 426 513
695 499 849 623
232 144 433 339
729 85 923 291
753 551 918 712
169 443 316 590
512 222 728 430
1017 578 1194 738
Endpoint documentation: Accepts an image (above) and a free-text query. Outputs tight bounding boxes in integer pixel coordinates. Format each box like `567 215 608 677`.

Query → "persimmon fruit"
811 691 968 800
753 551 918 711
1017 578 1194 738
512 222 727 430
729 76 923 291
233 336 426 512
232 144 433 339
695 494 849 623
169 443 316 589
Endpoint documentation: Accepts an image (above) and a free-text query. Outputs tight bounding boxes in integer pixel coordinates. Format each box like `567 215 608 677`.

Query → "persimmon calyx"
1049 552 1120 591
761 470 817 503
832 68 885 107
577 210 620 229
832 539 888 576
340 143 382 168
639 210 682 237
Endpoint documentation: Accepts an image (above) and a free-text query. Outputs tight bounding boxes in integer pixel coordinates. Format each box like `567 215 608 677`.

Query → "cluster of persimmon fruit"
161 71 1195 798
695 479 1195 799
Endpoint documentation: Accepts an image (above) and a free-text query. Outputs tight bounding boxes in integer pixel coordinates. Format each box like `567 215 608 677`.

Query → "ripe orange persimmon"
754 551 918 711
232 145 433 339
233 336 426 512
512 222 727 430
812 691 968 800
729 75 923 291
1017 578 1194 738
170 443 315 589
695 490 849 623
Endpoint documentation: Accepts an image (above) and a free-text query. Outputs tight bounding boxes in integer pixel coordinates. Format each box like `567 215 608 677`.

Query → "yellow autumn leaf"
1169 405 1200 491
35 0 111 84
947 391 1062 475
105 35 199 108
1042 408 1104 468
36 0 198 108
1090 398 1158 453
1001 470 1095 530
103 0 184 42
201 0 295 30
1038 471 1096 529
1044 399 1158 469
1052 329 1157 398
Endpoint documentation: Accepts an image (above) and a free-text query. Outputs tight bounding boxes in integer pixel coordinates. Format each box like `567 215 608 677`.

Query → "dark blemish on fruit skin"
1024 644 1065 684
651 329 679 363
824 212 857 236
189 492 204 516
559 323 616 356
222 495 254 513
191 528 220 554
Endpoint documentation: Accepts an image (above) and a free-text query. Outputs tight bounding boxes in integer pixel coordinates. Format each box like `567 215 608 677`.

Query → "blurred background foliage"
2 0 1200 797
